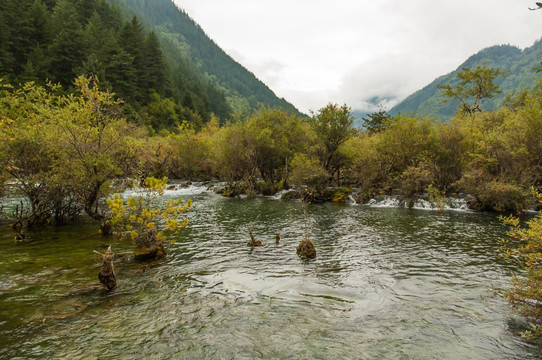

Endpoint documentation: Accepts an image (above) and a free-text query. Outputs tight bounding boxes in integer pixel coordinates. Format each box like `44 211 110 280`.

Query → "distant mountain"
108 0 302 116
390 40 542 121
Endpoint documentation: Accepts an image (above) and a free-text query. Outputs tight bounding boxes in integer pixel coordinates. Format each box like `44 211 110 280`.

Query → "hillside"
108 0 301 116
0 0 301 134
0 0 238 129
390 40 542 120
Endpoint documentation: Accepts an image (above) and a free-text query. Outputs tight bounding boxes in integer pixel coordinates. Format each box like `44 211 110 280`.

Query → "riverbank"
163 180 539 214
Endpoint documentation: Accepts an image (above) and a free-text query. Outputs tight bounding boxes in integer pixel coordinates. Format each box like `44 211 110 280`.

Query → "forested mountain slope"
0 0 301 133
390 40 542 120
108 0 301 115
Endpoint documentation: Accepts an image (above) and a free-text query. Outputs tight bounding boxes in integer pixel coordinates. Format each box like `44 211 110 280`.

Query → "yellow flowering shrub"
107 177 191 249
500 190 542 338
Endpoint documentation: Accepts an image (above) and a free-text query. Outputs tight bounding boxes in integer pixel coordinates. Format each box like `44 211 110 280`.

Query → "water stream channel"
0 185 540 359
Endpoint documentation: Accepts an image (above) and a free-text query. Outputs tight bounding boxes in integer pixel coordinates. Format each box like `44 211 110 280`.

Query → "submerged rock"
297 238 316 259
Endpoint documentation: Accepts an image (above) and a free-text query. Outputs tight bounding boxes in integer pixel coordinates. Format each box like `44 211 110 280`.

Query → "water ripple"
0 197 539 359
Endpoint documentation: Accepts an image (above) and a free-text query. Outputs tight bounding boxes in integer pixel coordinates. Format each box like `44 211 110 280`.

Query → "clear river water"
0 185 541 359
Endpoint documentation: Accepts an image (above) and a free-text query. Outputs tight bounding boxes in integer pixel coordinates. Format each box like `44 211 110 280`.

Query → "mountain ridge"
389 40 542 120
108 0 302 116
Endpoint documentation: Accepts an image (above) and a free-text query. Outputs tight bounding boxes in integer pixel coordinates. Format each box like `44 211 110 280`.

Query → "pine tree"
143 31 168 96
48 0 87 86
2 0 35 78
118 16 147 104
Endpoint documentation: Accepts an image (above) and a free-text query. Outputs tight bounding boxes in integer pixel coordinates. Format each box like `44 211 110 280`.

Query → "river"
0 185 540 359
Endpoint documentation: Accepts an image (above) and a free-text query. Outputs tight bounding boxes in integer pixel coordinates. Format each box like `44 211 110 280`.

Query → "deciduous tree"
438 64 508 116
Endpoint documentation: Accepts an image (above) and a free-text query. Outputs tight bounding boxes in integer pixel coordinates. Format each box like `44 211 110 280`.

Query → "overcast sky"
173 0 541 114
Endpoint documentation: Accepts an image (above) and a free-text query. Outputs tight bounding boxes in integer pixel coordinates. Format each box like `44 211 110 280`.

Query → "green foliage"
107 176 191 249
500 191 542 338
257 181 284 196
341 97 540 211
397 164 433 197
245 107 308 183
0 79 71 225
289 153 330 193
211 120 254 186
361 108 391 133
0 75 139 228
461 174 528 212
167 119 215 179
311 103 354 183
209 107 308 192
0 0 234 130
54 75 140 226
341 132 381 195
427 184 447 211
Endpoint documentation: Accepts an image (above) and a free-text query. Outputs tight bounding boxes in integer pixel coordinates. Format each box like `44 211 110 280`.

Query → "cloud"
335 53 457 112
239 56 287 90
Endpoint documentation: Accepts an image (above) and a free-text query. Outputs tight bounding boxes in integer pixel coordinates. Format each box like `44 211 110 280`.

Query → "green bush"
466 179 529 212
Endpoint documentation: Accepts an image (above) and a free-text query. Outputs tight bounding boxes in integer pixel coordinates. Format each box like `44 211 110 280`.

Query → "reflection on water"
0 187 541 359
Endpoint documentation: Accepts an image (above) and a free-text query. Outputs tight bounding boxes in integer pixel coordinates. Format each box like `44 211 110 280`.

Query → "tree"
245 107 307 184
48 0 86 86
54 75 140 234
212 121 254 189
361 107 391 133
143 31 168 96
289 153 329 195
311 103 354 184
0 0 34 79
118 16 147 104
0 80 81 228
438 64 508 116
105 48 136 100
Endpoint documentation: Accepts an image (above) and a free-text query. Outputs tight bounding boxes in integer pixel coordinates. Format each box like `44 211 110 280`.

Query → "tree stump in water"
94 246 117 291
134 242 166 261
297 238 316 259
134 229 166 261
100 220 114 237
14 230 26 242
247 228 262 247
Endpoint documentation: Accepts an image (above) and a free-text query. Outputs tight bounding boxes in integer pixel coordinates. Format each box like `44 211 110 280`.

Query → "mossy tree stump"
297 238 316 259
134 228 166 261
94 246 117 291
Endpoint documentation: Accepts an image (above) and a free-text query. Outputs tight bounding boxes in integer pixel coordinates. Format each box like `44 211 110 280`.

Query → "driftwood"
93 246 117 291
247 228 262 247
247 214 262 247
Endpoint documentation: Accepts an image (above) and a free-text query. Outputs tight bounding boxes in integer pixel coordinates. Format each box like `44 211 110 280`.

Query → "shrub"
500 191 542 338
107 177 191 260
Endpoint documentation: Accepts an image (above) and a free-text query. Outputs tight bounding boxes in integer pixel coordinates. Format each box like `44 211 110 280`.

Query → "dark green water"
0 186 540 359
